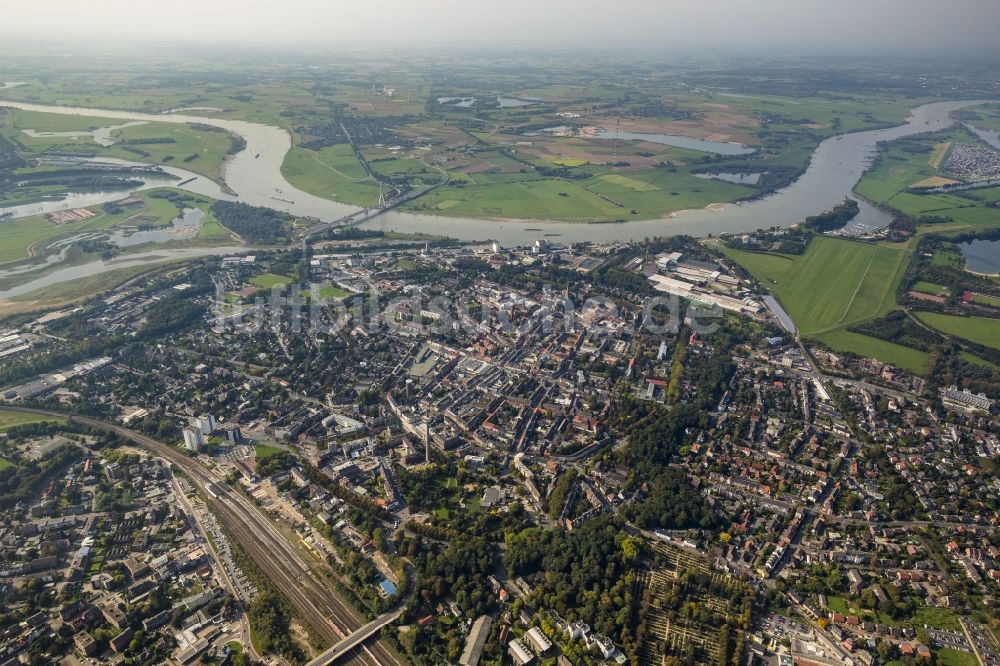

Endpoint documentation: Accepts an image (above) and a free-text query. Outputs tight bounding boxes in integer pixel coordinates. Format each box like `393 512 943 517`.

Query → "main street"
0 406 405 666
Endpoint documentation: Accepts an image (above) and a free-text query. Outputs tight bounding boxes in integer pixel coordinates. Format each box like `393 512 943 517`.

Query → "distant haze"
3 0 1000 55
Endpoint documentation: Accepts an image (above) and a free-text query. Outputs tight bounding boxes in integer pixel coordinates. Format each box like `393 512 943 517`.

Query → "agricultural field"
915 312 1000 350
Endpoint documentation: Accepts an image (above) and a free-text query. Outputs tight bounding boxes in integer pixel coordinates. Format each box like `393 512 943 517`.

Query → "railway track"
0 407 405 666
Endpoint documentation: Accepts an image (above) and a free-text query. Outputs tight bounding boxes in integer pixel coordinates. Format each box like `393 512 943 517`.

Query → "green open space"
0 458 12 471
281 145 381 207
318 285 349 300
0 411 65 431
815 329 929 375
2 108 235 184
722 237 907 335
936 648 979 666
10 264 163 305
250 273 293 289
254 444 283 460
911 281 950 295
915 312 1000 350
406 170 753 221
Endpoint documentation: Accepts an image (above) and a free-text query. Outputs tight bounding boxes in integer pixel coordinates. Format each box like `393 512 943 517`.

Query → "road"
305 606 405 665
0 406 404 666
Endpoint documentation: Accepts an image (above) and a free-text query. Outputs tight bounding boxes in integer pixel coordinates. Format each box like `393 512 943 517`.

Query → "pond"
957 238 1000 274
695 172 763 185
593 129 755 155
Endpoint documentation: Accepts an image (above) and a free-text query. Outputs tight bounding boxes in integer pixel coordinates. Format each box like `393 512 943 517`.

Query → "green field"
0 187 225 272
0 411 65 431
915 312 1000 350
972 293 1000 307
254 444 283 460
250 273 293 289
407 169 753 222
722 237 907 335
318 285 349 300
936 648 979 666
911 281 950 296
815 329 929 374
2 109 234 184
0 457 12 470
281 145 382 207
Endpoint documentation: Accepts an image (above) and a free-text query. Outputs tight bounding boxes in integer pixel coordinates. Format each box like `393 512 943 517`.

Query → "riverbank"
0 97 995 248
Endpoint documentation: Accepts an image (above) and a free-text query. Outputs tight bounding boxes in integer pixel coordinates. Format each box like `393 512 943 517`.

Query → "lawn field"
915 312 1000 350
936 648 979 666
281 145 381 207
250 273 293 289
318 285 349 300
912 281 949 296
0 411 65 431
722 237 907 335
0 458 11 471
254 444 283 460
817 329 929 374
972 293 1000 307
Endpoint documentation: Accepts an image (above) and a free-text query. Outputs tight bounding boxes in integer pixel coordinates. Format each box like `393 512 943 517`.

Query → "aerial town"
0 231 996 666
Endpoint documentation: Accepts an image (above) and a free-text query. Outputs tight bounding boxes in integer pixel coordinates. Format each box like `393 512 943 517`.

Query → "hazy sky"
4 0 1000 54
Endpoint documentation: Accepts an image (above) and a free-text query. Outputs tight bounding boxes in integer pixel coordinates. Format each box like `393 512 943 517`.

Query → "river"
0 97 995 250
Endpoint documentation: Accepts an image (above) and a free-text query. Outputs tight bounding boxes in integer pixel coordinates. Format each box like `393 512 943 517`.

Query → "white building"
526 627 552 654
196 415 216 435
182 428 204 452
508 638 534 666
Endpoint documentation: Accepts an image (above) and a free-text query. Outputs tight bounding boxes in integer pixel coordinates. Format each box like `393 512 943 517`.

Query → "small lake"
497 97 536 108
695 172 763 185
958 238 1000 274
593 129 755 155
437 96 477 108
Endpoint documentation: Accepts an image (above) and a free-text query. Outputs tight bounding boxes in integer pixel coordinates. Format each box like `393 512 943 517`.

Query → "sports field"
250 273 293 289
915 312 1000 350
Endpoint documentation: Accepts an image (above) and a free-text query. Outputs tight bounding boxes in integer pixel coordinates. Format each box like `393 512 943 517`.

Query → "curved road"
0 406 404 666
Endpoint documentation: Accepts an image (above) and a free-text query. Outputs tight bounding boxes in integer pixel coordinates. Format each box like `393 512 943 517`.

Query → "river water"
0 98 995 249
